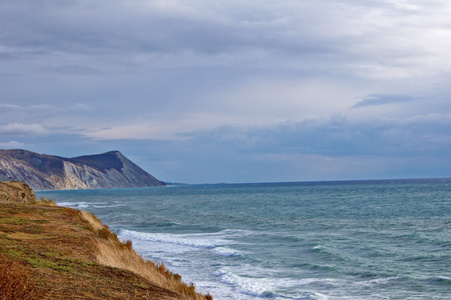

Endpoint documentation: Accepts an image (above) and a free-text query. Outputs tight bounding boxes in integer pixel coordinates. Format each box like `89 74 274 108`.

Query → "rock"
0 181 38 203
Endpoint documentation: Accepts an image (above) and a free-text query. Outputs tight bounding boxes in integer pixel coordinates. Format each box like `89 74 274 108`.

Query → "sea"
36 179 451 300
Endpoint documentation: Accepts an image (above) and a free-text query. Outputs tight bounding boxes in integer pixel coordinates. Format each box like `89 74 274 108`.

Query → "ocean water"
36 179 451 299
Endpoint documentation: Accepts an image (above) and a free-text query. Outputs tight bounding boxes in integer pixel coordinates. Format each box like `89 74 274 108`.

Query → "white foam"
56 201 77 207
213 269 331 299
93 204 126 208
214 269 276 297
366 277 401 285
313 245 323 250
118 228 338 300
216 229 251 235
118 229 225 249
57 201 89 208
57 201 124 209
210 246 242 257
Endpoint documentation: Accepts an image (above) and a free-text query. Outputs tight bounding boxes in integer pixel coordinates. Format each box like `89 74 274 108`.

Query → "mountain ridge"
0 149 165 190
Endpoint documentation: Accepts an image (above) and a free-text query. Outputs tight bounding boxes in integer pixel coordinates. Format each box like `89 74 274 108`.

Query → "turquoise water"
37 179 451 299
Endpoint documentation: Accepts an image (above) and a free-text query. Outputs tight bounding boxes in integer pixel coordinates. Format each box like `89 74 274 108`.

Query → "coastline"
0 181 211 300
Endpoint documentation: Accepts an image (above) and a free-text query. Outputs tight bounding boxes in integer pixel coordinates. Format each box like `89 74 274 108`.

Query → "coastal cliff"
0 181 38 203
0 149 165 190
0 181 210 299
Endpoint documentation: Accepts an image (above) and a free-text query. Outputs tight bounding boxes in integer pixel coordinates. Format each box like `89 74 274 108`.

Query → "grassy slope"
0 198 210 299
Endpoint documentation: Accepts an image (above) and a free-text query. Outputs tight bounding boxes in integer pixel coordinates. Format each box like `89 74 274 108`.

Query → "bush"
37 197 57 206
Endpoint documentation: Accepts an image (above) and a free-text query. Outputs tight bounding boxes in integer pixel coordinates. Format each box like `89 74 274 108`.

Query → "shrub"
37 197 57 206
125 240 133 250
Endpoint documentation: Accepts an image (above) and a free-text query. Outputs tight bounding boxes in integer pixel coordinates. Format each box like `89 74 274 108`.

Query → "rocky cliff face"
0 181 38 203
0 149 165 190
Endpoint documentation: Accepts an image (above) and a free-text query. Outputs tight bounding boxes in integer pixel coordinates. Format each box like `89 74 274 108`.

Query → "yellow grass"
80 209 105 231
82 209 210 299
6 232 51 240
96 240 209 300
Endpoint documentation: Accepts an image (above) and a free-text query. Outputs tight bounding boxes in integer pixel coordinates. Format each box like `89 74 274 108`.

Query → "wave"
93 204 126 208
57 200 127 209
154 222 183 227
213 269 332 299
119 229 225 249
310 244 347 262
429 276 451 285
213 269 278 298
210 247 242 257
57 201 89 208
118 229 247 258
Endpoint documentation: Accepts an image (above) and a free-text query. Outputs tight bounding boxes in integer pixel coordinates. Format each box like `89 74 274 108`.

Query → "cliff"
0 149 165 190
0 182 210 299
0 181 38 203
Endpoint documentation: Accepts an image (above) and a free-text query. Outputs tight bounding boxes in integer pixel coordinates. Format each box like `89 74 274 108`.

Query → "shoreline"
0 181 211 299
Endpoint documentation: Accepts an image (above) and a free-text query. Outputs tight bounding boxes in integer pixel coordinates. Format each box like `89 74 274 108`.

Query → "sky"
1 0 451 184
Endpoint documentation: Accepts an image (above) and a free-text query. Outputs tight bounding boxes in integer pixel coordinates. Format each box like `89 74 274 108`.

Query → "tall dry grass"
80 210 211 300
0 251 45 299
81 209 104 231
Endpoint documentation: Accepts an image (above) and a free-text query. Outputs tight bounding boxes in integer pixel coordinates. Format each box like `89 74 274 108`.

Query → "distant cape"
0 149 165 190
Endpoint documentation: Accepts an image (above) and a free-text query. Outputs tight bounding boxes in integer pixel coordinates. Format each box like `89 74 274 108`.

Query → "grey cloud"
352 94 420 108
1 0 449 79
184 114 451 158
114 113 451 183
0 1 343 61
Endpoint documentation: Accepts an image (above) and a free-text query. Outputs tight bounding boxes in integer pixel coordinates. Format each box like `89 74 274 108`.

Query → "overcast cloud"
1 0 451 183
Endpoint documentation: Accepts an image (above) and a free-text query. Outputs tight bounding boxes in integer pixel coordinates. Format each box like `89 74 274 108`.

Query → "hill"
0 181 210 299
0 149 165 190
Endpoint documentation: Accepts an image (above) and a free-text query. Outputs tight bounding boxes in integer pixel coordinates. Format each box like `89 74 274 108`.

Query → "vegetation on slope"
0 182 211 299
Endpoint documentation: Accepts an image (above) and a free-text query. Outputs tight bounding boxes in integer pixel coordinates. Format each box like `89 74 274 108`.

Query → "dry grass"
81 209 210 299
80 209 104 231
0 251 46 299
96 236 208 300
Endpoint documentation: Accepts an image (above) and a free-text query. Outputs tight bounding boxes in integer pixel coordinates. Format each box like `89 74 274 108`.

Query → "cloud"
83 111 229 141
0 102 93 112
352 94 420 108
181 112 451 158
2 0 451 78
0 141 26 149
0 103 22 109
118 111 451 183
0 123 48 136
